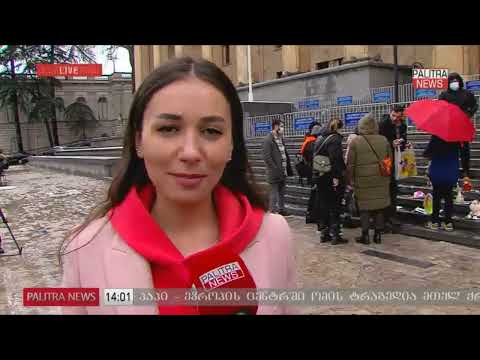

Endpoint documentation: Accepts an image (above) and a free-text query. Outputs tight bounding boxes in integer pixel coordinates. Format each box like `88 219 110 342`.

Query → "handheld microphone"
185 248 258 315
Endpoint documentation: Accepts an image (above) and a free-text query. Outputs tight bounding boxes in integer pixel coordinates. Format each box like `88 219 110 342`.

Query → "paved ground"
1 165 480 314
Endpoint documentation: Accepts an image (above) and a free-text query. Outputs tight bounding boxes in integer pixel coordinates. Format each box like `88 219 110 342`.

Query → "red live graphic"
36 64 102 77
23 288 100 306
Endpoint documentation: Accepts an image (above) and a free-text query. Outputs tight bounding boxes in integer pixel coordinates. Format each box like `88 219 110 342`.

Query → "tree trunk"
44 119 54 148
50 45 60 146
10 59 24 153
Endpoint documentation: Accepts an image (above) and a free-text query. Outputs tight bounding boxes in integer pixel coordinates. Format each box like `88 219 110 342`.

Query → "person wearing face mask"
438 72 478 179
263 118 293 216
379 105 407 233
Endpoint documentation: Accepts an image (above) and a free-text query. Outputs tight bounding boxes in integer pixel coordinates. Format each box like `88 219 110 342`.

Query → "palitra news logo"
412 68 449 89
199 261 245 290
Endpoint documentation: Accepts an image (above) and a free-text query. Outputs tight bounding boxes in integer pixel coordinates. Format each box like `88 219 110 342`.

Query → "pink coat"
62 213 297 315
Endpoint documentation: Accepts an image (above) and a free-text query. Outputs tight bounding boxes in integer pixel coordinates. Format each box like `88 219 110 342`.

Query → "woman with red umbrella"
406 96 475 231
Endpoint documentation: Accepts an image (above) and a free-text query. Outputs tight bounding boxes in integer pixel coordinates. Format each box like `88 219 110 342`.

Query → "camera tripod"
0 207 23 256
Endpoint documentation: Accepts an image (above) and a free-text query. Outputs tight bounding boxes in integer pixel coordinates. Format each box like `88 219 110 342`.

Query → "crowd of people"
262 73 478 243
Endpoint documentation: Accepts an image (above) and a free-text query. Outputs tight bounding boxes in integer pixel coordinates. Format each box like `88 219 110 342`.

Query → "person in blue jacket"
423 135 469 231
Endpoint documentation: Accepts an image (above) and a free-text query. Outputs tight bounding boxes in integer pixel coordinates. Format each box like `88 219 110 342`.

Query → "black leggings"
360 210 384 233
432 184 454 224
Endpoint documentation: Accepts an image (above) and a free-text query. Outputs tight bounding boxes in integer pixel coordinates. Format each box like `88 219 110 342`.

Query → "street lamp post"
247 45 253 102
393 45 399 103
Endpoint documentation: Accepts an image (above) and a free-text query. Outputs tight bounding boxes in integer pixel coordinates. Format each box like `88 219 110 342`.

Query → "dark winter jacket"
262 132 293 184
423 135 468 186
311 128 345 183
438 72 478 118
379 114 408 153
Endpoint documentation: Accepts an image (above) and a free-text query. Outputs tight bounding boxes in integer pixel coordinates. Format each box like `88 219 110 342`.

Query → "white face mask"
450 81 460 91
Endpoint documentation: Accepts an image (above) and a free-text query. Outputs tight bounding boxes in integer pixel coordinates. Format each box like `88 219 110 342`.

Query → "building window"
315 61 329 70
222 45 230 66
329 58 344 67
98 96 108 120
55 97 65 120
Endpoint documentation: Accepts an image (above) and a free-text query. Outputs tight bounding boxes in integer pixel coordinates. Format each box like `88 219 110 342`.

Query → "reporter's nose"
178 133 202 163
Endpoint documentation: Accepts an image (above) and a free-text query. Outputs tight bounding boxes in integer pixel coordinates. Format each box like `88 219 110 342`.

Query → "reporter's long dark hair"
59 57 268 259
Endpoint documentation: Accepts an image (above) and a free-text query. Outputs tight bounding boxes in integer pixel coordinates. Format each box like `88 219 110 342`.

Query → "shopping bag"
402 148 417 177
423 193 433 215
344 189 359 218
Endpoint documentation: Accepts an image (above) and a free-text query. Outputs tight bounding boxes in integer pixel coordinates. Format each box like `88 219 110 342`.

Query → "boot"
330 224 348 245
373 230 382 244
320 227 331 243
356 231 370 245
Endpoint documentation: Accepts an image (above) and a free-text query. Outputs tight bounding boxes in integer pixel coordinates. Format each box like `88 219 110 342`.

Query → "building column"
433 46 467 74
174 45 184 58
462 45 480 75
236 45 248 85
134 45 155 89
153 45 169 68
201 45 215 62
134 45 144 91
282 45 300 73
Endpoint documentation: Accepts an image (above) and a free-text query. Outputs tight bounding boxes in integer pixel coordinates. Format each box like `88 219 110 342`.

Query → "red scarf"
109 183 264 315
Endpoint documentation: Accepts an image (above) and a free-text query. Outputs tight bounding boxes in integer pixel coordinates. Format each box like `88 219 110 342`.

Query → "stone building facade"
0 73 133 153
133 45 480 88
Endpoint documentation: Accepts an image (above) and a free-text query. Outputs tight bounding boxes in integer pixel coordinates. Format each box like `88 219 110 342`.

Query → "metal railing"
245 102 393 139
245 97 480 139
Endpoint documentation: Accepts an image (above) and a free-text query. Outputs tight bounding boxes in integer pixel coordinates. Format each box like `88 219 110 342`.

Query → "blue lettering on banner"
373 91 391 103
337 96 353 106
254 121 272 135
294 117 315 131
298 99 320 110
344 112 369 128
415 89 437 98
466 80 480 91
306 99 320 110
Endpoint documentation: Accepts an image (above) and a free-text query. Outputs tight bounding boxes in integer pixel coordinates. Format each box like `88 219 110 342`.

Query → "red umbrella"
405 99 475 142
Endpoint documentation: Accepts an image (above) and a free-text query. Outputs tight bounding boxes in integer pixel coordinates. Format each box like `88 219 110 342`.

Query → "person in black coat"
438 72 478 178
378 104 407 232
303 125 322 224
311 118 347 245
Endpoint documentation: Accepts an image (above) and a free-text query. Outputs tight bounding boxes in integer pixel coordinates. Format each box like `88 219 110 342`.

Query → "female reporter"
60 57 297 315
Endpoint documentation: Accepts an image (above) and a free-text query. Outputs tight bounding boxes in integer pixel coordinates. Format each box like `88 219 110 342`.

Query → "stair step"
396 208 480 232
397 195 471 215
397 223 480 249
398 184 480 201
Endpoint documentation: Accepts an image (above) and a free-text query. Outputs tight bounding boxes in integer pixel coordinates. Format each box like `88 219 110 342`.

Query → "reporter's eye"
203 128 223 136
158 126 179 134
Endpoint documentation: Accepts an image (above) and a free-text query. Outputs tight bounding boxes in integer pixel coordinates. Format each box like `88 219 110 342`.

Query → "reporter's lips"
168 173 207 189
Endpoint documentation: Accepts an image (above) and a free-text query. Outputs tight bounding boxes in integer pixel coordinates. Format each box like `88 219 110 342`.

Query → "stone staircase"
246 130 480 246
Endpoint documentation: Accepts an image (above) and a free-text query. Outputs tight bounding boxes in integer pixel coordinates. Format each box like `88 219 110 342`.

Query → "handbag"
312 134 336 176
361 135 392 177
